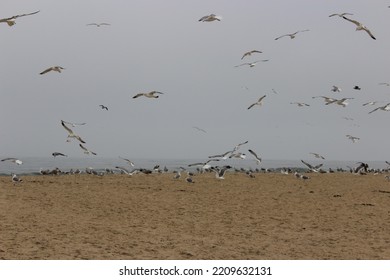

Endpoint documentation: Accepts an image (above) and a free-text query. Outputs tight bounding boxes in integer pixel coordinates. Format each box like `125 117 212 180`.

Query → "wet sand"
1 172 390 259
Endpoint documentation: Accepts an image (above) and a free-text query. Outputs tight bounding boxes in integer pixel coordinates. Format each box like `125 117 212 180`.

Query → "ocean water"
0 157 388 176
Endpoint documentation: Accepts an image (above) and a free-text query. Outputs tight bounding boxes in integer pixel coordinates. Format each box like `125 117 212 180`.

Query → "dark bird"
52 152 67 158
133 91 164 99
99 105 108 110
40 66 65 75
241 50 262 60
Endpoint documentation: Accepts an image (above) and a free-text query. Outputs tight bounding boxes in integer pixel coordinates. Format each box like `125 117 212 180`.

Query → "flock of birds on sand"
1 7 390 185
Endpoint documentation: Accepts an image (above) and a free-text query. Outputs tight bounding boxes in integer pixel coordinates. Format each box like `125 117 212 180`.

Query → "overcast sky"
1 0 390 161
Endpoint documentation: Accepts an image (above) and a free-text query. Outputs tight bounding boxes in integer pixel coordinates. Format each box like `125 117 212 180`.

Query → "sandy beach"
1 172 390 260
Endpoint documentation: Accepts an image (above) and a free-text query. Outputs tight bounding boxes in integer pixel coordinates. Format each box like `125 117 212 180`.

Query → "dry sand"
1 172 390 260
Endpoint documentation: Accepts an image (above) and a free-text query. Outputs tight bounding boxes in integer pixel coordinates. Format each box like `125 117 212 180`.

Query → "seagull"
61 120 86 127
193 126 207 133
79 144 97 155
198 14 221 22
185 177 195 184
312 96 337 104
235 60 269 68
229 152 246 159
11 174 23 184
329 12 354 18
115 166 139 176
368 103 390 114
346 134 360 143
86 23 110 27
331 85 342 92
188 159 219 170
341 16 376 40
290 102 310 107
1 158 23 165
342 117 354 121
248 95 266 109
133 91 164 99
362 101 379 106
241 50 262 60
40 66 65 75
310 152 325 160
99 105 108 110
379 82 390 86
0 10 40 26
52 152 67 158
208 151 233 160
353 86 361 90
248 149 262 164
326 97 354 107
233 140 249 152
301 160 323 172
274 29 310 40
211 166 231 180
119 156 135 167
294 172 310 180
61 120 86 143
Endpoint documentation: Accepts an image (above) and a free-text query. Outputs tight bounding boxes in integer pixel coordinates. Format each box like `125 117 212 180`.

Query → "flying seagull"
331 85 342 92
329 12 354 18
188 159 219 170
301 160 323 172
198 14 221 22
233 140 249 152
61 120 86 127
290 102 310 107
362 101 379 106
192 126 207 133
312 96 337 104
119 156 135 167
86 23 110 27
274 29 310 40
241 50 262 60
0 10 40 26
40 66 65 75
310 152 325 160
235 60 269 68
211 166 231 180
79 144 97 155
248 149 262 164
1 157 23 165
248 95 266 109
325 97 354 107
341 16 376 40
52 152 67 158
133 91 164 99
368 103 390 114
99 105 108 110
208 150 232 160
379 82 390 86
61 120 86 143
346 134 360 143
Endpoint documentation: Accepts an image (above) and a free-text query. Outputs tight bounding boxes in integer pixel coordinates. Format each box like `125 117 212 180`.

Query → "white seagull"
61 120 86 127
274 29 310 40
241 50 262 60
312 96 337 104
208 151 233 160
211 166 231 180
79 144 97 155
229 152 246 159
341 16 376 40
248 149 262 164
290 102 310 107
235 60 269 68
233 140 249 152
301 160 323 172
1 158 23 165
40 66 65 75
368 103 390 114
0 10 40 26
331 85 342 92
310 152 325 160
329 12 354 18
362 101 379 106
188 159 219 170
325 97 354 107
11 173 23 184
133 91 164 99
61 120 86 143
119 156 135 167
248 95 266 109
198 14 222 22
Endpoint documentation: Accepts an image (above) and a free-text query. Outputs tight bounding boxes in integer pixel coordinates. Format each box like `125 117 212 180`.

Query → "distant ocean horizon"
1 157 389 176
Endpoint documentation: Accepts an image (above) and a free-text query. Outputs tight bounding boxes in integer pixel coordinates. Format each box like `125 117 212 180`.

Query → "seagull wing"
40 67 53 75
4 10 40 20
248 149 261 162
301 160 314 169
133 93 144 98
362 27 376 40
342 16 361 27
61 120 74 134
275 34 288 40
368 107 380 114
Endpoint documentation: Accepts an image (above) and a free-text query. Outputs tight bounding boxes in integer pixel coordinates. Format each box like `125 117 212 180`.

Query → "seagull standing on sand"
0 10 40 26
40 66 65 75
61 120 86 143
198 14 222 22
241 50 262 60
1 158 23 165
11 174 23 184
248 95 266 109
341 16 376 40
248 149 262 164
274 29 310 40
79 144 97 155
133 91 164 99
368 103 390 114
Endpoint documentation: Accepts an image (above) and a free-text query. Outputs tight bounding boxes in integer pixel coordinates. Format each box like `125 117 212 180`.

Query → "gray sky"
1 0 390 161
